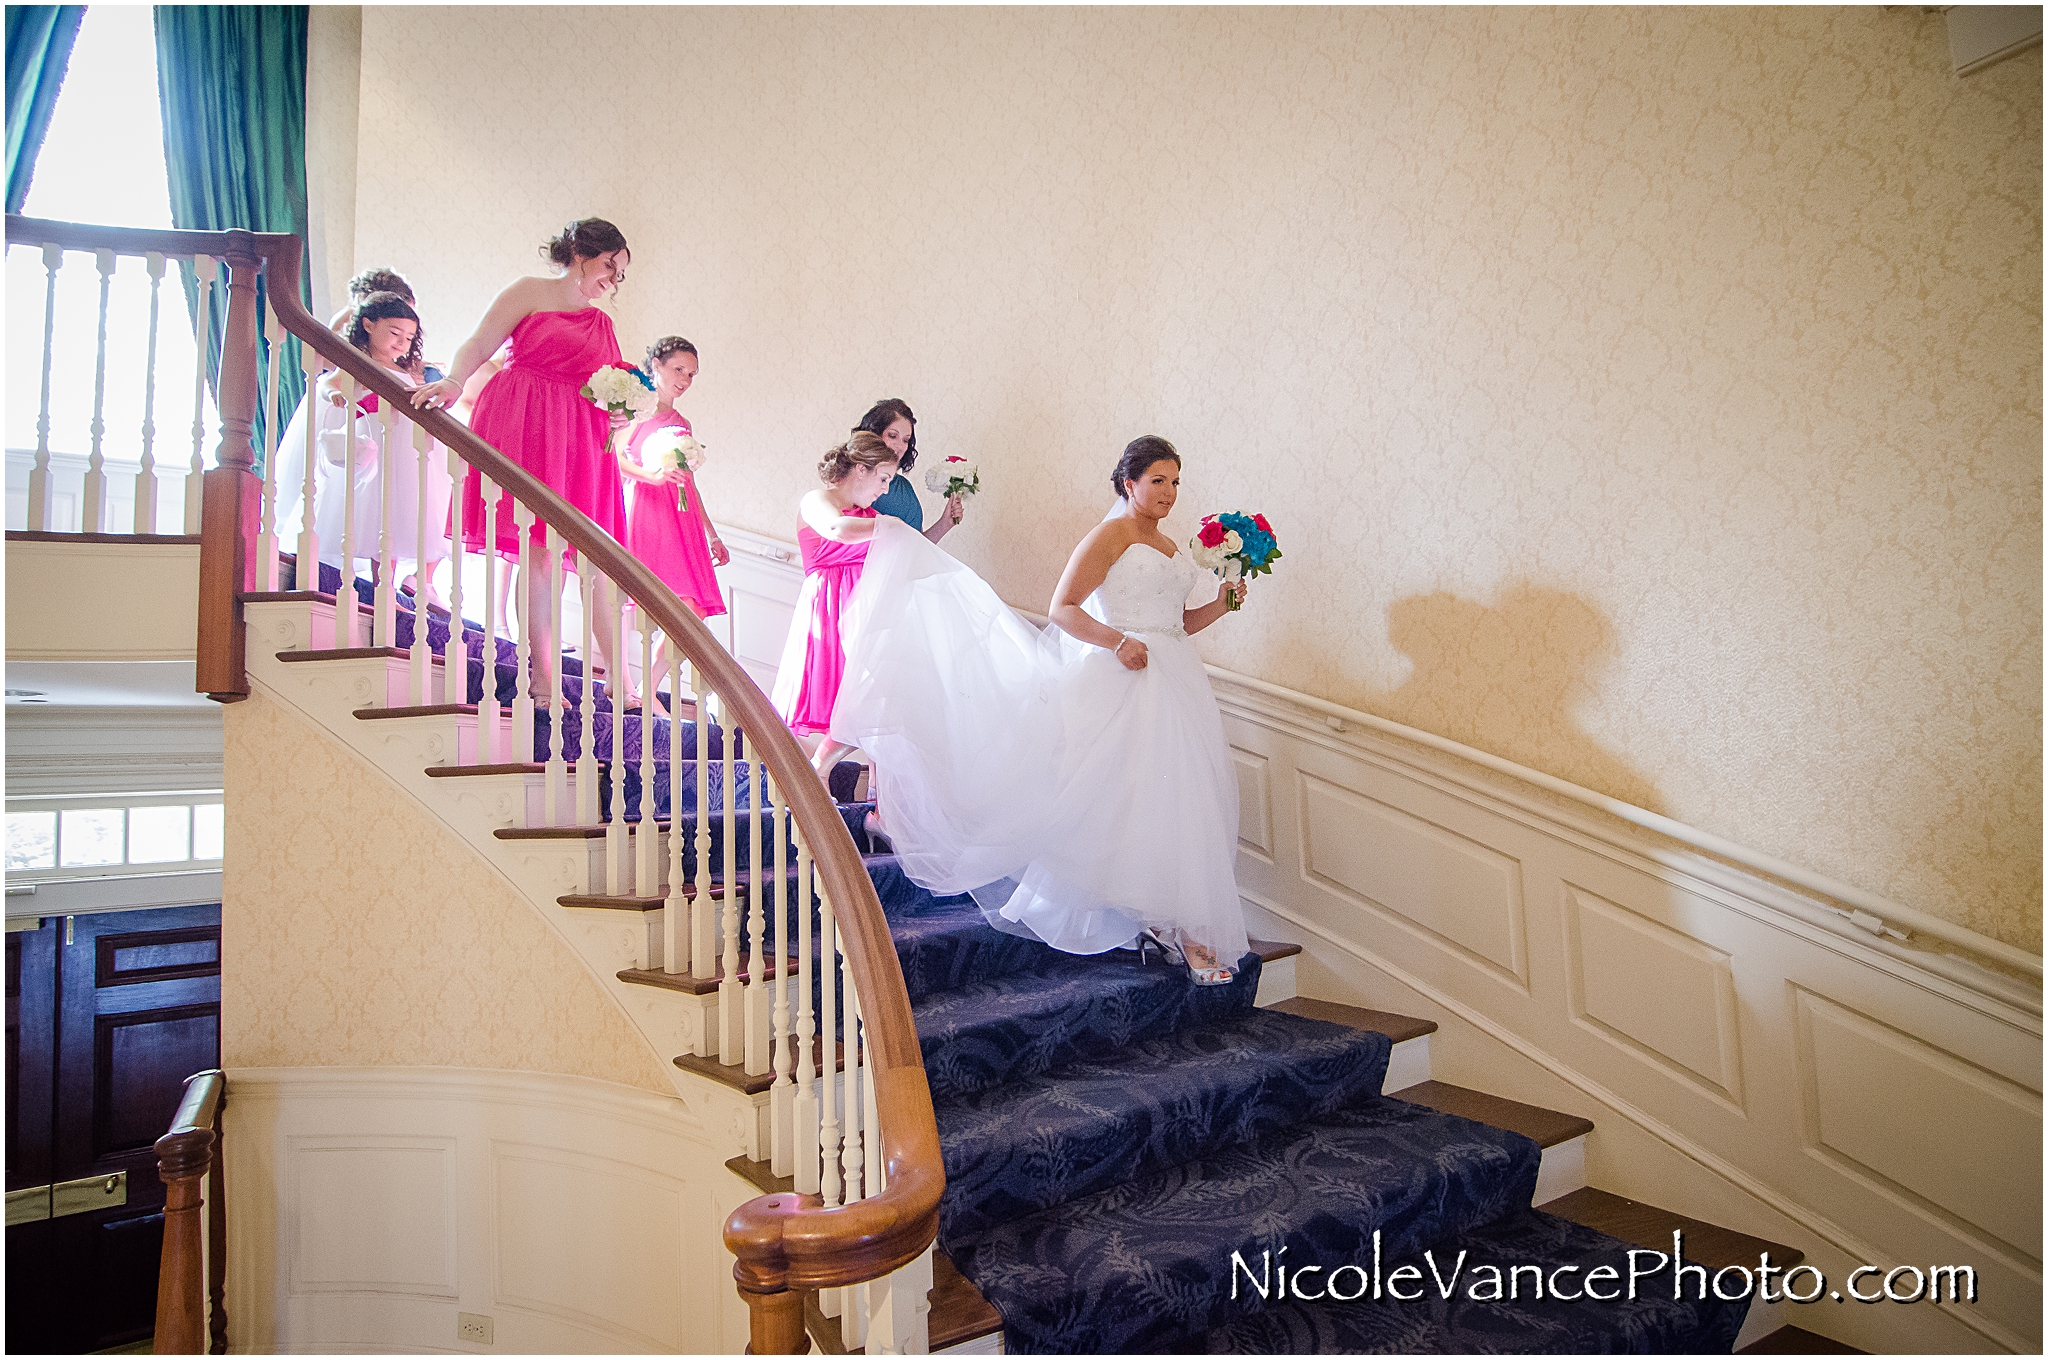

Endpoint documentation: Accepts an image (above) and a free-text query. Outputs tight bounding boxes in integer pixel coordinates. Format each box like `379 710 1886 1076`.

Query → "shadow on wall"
1375 581 1665 815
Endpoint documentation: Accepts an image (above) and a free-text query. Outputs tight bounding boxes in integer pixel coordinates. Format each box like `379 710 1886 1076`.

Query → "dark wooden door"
6 904 221 1353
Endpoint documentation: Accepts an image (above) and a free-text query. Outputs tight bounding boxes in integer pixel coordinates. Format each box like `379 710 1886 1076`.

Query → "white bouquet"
640 426 707 512
582 362 657 423
924 454 980 499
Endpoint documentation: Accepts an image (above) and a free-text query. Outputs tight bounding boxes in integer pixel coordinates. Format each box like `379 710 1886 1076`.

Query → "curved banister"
6 214 942 1345
252 236 944 1322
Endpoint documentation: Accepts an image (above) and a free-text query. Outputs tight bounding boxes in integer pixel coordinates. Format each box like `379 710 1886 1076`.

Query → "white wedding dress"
831 517 1250 966
273 372 451 576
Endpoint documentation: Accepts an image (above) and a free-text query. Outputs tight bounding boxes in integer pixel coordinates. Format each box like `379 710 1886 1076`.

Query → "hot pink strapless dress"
456 308 627 556
624 411 725 618
772 507 876 737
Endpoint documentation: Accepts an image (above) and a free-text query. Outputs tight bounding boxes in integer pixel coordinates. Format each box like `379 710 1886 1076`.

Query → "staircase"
242 572 1850 1355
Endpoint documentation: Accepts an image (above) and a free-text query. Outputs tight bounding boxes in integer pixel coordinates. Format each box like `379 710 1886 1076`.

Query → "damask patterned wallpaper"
222 691 672 1089
346 7 2040 949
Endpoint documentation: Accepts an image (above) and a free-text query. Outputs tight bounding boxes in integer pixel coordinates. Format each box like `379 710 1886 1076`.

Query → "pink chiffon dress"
770 506 877 737
455 308 627 557
623 410 725 618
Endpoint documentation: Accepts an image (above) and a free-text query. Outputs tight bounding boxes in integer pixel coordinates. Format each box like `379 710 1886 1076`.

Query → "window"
5 794 225 881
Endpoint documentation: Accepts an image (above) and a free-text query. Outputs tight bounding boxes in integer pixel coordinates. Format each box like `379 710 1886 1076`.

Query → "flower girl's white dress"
273 373 450 578
831 517 1250 966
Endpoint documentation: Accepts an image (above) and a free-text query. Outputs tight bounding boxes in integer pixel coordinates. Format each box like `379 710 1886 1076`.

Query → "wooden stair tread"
13 529 201 545
1248 936 1301 963
620 960 798 995
674 1042 841 1095
425 762 543 776
242 588 337 604
1269 996 1438 1044
1737 1324 1862 1354
1388 1079 1594 1149
1543 1186 1805 1272
562 869 800 912
723 1156 1002 1354
354 703 473 719
279 645 412 662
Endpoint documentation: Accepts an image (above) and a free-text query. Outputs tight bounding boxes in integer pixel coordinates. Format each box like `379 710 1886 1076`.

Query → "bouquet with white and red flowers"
924 455 981 500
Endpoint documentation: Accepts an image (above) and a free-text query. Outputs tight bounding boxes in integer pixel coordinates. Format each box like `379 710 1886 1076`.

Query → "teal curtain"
154 5 309 464
5 5 85 212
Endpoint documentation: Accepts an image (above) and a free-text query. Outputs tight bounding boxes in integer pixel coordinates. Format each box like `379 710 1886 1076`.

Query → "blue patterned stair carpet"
862 862 1753 1353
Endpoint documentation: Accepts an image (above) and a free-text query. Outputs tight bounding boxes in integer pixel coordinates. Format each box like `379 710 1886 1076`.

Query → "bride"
830 436 1251 983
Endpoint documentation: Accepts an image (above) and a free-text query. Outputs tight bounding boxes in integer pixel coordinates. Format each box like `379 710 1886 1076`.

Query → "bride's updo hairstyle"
347 290 424 375
1112 435 1180 498
544 219 629 285
819 431 896 485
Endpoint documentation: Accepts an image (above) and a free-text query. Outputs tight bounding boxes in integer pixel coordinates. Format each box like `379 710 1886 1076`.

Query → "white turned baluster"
510 502 534 763
869 1249 934 1356
134 252 166 534
604 576 628 895
184 254 215 534
442 446 465 707
576 569 597 826
843 955 865 1205
818 879 841 1206
477 475 500 762
663 653 686 973
373 396 397 649
296 340 321 585
333 373 359 649
408 418 431 705
255 303 282 588
770 770 794 1176
28 243 62 531
840 964 867 1350
745 743 770 1076
82 248 115 533
793 822 819 1194
719 711 743 1064
635 612 658 899
544 526 567 824
692 673 714 978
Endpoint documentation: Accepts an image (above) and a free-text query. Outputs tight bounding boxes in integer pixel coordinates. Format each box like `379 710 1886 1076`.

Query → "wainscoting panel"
1297 769 1530 990
228 1067 753 1355
1230 744 1274 863
287 1136 458 1298
1793 987 2042 1266
1563 882 1744 1111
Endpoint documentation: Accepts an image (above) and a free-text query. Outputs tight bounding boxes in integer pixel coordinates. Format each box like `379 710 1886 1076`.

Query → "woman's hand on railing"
410 377 461 412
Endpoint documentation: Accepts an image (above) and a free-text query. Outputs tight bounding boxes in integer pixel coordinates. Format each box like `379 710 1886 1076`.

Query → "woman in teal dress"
855 398 965 543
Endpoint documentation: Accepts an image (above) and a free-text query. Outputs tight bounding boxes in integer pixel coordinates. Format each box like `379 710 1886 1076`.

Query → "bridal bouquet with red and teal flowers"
1190 511 1279 610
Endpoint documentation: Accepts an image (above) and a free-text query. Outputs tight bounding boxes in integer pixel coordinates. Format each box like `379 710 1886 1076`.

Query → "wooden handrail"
6 214 938 1349
154 1069 226 1355
252 239 944 1345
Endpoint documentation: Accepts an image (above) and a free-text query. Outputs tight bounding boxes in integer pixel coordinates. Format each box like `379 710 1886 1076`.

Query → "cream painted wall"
222 689 672 1090
347 7 2040 950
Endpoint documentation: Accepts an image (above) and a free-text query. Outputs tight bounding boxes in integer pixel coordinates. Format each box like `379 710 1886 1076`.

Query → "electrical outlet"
457 1312 494 1345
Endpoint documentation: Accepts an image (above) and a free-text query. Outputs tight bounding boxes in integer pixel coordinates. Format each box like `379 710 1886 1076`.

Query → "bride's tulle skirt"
830 519 1249 964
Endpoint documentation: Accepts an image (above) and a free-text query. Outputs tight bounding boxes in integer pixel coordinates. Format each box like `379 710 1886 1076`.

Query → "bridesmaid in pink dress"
619 337 727 713
770 432 900 774
410 219 633 703
622 337 727 614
